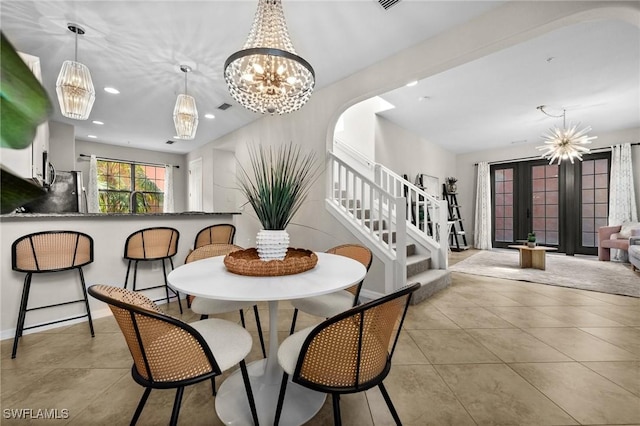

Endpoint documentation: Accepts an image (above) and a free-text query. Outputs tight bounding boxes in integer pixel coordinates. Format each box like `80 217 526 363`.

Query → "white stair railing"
326 152 406 291
374 164 448 269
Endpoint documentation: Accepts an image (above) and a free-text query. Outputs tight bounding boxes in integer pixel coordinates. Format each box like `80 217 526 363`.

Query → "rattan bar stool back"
123 227 182 313
88 284 259 426
194 224 236 249
10 230 95 358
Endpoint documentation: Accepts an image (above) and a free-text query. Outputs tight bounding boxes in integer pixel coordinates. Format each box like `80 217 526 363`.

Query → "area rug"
449 250 640 297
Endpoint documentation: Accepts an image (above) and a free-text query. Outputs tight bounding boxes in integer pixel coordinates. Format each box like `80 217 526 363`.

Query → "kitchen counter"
0 212 240 339
1 211 240 220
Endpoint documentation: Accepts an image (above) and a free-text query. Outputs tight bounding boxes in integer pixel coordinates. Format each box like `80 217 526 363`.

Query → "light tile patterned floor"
2 249 639 425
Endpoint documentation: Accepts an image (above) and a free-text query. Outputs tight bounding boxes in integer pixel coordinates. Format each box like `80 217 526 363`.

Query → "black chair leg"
274 372 289 426
78 268 95 337
239 360 259 425
211 377 216 396
289 308 298 335
169 387 184 426
239 309 246 327
12 273 32 359
124 260 133 289
378 382 402 425
162 259 182 314
131 387 152 425
253 305 266 358
133 260 141 291
332 393 342 426
200 314 209 320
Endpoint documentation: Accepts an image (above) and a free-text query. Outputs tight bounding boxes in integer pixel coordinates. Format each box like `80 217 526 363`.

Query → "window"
96 160 164 213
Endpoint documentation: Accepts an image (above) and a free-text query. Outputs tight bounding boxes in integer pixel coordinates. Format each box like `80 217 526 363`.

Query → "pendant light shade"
56 24 95 120
173 65 198 140
536 106 596 165
224 0 315 115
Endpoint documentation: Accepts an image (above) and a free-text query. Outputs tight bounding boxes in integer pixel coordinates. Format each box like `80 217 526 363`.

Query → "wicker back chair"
275 283 420 426
88 284 259 426
10 230 95 358
289 244 373 334
184 244 266 359
123 227 182 313
194 224 236 249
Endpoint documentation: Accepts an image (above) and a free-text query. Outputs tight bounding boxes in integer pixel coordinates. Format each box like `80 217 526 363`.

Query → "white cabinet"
0 52 50 184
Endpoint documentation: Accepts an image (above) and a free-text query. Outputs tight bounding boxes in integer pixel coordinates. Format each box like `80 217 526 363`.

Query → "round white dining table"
167 251 367 426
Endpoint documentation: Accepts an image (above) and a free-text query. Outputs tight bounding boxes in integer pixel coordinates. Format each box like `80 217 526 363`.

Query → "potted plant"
238 143 320 261
445 177 458 194
527 232 536 248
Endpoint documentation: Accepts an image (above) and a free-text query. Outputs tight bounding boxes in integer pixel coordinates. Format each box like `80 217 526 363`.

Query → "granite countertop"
1 211 241 220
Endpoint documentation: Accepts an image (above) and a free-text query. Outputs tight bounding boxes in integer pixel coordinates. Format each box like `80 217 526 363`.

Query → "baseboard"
0 307 113 341
359 288 385 302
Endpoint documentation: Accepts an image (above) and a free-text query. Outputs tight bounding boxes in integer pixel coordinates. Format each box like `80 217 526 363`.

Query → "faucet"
130 191 143 213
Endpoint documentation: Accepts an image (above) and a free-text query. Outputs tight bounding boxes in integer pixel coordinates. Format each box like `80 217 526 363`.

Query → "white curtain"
474 162 493 249
87 155 100 213
608 143 638 260
163 165 175 213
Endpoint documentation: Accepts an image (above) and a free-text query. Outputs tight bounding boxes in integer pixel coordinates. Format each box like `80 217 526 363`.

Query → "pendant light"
56 24 95 120
536 105 597 165
224 0 315 115
173 65 198 140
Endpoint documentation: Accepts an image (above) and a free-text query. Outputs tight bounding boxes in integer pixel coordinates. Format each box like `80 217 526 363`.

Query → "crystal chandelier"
173 65 198 140
224 0 315 115
536 105 597 165
56 24 95 120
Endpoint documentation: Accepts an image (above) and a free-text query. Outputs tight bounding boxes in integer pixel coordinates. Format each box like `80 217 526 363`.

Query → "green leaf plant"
237 143 321 230
1 32 52 213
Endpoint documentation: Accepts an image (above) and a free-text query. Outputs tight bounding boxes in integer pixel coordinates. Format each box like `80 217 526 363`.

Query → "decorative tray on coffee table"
223 247 318 276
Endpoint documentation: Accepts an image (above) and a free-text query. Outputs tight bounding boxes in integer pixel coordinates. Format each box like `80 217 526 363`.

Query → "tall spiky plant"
238 143 320 230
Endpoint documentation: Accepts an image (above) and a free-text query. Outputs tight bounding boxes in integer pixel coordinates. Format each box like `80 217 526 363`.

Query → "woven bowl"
224 247 318 276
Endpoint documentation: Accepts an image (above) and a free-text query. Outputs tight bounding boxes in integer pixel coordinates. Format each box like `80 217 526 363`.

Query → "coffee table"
167 252 366 425
508 245 558 270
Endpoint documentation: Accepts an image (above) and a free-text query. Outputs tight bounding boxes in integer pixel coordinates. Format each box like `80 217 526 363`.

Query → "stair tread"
407 269 450 282
406 254 431 265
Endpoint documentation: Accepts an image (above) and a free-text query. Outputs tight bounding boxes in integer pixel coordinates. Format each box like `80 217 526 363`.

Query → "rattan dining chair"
88 284 259 426
194 224 236 249
11 230 95 359
275 283 420 426
289 244 373 334
123 227 182 313
185 244 266 359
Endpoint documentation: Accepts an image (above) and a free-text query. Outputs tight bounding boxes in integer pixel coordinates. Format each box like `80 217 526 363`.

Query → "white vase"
256 229 289 261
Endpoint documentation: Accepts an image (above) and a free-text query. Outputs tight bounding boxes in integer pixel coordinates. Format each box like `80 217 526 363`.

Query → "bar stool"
11 230 95 359
194 224 236 249
123 227 182 314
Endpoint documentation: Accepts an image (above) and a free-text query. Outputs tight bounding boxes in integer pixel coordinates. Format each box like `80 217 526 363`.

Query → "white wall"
335 97 392 160
183 144 237 213
375 115 457 194
457 127 640 245
75 139 189 212
187 2 639 294
48 121 75 172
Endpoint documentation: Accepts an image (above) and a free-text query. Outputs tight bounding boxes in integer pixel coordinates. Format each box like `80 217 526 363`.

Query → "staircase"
326 147 450 303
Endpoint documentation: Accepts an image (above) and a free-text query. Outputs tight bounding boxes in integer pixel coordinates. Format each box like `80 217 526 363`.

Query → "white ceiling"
0 0 504 154
377 19 640 154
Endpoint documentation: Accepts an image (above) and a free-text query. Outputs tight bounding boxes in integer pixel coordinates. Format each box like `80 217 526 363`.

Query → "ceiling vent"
217 102 232 111
377 0 401 10
166 140 175 145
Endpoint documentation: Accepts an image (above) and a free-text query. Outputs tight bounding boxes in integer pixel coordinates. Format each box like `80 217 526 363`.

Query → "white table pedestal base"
215 358 326 425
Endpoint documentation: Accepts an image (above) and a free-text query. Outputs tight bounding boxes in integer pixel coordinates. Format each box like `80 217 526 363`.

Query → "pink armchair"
598 223 640 261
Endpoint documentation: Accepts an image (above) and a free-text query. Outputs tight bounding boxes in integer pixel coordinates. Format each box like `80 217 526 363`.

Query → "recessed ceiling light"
88 135 97 139
406 80 418 87
204 113 215 119
104 87 120 94
92 120 104 125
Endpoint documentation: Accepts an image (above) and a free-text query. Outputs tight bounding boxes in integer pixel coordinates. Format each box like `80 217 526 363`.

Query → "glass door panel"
531 164 559 246
493 167 514 245
579 157 609 254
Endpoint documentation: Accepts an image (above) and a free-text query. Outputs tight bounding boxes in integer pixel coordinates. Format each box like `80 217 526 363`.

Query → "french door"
491 153 610 255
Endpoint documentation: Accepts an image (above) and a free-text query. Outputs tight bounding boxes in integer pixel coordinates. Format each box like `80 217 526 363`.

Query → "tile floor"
2 249 639 425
